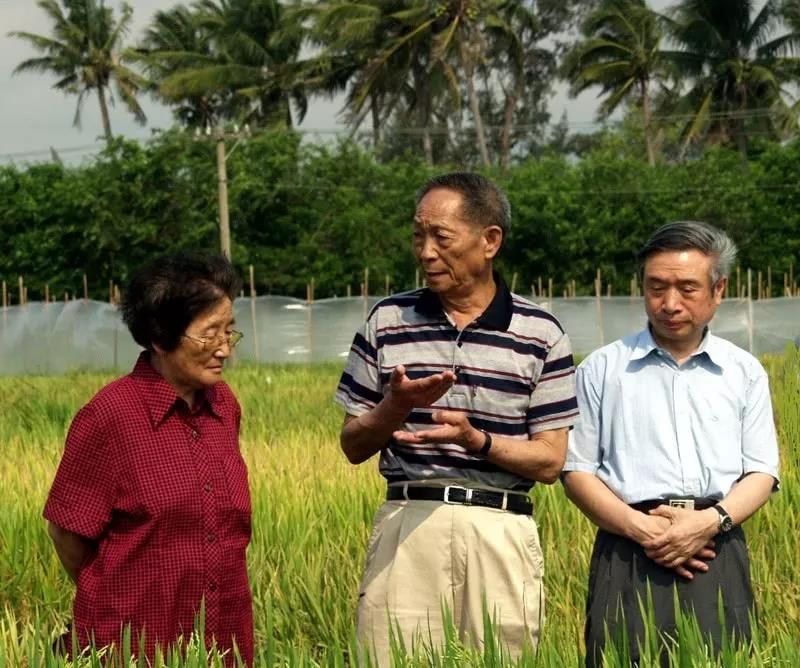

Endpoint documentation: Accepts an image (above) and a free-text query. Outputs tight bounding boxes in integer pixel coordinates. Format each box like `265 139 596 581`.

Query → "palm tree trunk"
97 85 113 144
462 42 490 167
415 69 434 165
499 78 522 172
641 80 656 167
370 94 382 148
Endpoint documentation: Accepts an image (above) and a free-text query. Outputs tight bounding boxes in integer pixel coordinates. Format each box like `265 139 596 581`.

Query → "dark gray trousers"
585 527 754 667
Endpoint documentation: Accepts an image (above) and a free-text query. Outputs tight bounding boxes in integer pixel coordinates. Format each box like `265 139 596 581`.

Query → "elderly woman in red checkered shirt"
44 253 253 666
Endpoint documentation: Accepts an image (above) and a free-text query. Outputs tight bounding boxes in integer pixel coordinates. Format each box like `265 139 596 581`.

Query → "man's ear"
713 276 727 302
483 226 503 259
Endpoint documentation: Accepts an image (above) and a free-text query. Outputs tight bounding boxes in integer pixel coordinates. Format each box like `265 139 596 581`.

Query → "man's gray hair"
637 221 737 285
416 172 511 240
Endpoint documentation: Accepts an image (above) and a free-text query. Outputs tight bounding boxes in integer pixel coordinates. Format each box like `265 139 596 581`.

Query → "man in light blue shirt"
563 221 780 667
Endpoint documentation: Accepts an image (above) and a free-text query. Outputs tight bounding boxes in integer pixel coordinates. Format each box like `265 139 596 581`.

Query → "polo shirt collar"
414 271 513 331
630 325 725 369
132 351 222 427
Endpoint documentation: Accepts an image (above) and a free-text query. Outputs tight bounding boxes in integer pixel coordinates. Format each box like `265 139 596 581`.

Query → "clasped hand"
639 506 717 580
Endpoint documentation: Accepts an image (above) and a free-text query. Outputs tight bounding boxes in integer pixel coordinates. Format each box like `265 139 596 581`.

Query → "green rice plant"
0 350 798 666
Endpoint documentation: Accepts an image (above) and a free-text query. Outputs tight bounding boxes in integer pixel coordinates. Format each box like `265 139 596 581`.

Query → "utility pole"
196 124 251 260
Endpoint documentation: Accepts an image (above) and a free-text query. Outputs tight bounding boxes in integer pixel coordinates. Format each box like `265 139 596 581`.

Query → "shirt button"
191 430 199 440
204 482 213 493
208 582 217 592
207 532 216 543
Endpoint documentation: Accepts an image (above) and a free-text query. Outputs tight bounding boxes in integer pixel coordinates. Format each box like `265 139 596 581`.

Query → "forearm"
562 471 650 541
340 400 410 464
483 432 567 484
48 522 95 584
719 472 775 526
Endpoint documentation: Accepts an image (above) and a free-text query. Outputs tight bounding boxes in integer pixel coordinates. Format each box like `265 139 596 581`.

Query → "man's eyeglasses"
182 330 244 350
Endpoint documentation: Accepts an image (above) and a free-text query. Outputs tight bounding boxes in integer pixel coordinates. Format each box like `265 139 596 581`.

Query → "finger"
683 558 709 573
431 410 464 425
674 565 694 580
648 506 674 520
393 427 456 443
390 365 407 384
695 548 716 560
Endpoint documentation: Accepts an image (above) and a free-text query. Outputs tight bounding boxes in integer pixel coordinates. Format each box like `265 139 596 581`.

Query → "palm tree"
663 0 800 159
294 1 406 148
9 0 146 144
155 0 307 128
562 0 666 166
132 4 222 129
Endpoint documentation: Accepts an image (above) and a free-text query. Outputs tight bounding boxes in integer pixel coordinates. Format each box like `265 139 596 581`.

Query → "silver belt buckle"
443 485 471 505
669 499 695 510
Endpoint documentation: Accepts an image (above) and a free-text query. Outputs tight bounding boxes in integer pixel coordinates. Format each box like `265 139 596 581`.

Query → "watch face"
721 516 734 532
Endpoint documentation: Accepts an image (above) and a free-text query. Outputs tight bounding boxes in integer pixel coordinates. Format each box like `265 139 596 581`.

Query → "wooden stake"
83 273 88 301
538 276 543 298
757 271 762 300
364 267 369 297
385 273 390 296
18 276 24 306
736 266 741 299
2 281 7 309
548 278 553 301
511 272 518 293
767 266 772 298
311 277 315 303
606 283 612 297
248 265 260 362
45 284 49 304
108 279 113 304
346 285 352 298
415 268 420 290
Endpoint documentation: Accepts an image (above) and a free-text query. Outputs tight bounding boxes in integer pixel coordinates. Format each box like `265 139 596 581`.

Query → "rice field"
0 347 798 667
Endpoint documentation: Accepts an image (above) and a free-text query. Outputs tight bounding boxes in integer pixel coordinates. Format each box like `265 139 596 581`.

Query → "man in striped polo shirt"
335 172 578 664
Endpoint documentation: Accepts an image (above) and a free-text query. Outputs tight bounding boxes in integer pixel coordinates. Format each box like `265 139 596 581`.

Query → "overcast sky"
1 0 674 164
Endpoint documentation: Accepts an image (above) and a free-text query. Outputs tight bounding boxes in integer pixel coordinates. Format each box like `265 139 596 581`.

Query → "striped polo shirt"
335 273 579 492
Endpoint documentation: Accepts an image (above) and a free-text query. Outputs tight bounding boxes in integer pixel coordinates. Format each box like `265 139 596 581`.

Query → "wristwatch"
713 504 734 533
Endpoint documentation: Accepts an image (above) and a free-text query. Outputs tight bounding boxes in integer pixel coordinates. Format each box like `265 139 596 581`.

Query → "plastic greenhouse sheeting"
1 295 798 375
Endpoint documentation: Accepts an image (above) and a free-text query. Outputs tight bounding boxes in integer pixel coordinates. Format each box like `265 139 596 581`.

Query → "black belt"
387 485 533 515
630 497 717 512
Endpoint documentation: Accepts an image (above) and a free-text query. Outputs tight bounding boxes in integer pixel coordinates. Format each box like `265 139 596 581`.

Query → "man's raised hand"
385 365 456 413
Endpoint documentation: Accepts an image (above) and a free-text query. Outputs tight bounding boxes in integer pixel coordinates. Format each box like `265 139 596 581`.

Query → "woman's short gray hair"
637 221 737 285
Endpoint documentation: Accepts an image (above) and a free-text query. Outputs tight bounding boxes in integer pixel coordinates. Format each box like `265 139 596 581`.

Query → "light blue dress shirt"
565 327 780 504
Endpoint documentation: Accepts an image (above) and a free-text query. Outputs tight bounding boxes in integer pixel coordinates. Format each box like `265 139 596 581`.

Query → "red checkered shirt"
44 352 253 665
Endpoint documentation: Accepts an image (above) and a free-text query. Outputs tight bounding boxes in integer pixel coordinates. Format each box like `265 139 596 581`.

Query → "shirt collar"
413 271 513 331
132 351 222 427
630 325 726 369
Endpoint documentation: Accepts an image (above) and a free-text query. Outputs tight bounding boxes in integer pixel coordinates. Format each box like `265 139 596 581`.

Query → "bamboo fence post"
18 276 24 306
767 266 772 298
415 268 420 290
249 265 260 363
790 262 794 291
45 284 49 305
548 277 553 302
757 271 762 300
595 268 604 347
747 269 754 353
538 276 543 299
606 283 612 297
83 273 88 301
346 285 352 298
511 272 518 293
385 273 390 296
736 266 741 299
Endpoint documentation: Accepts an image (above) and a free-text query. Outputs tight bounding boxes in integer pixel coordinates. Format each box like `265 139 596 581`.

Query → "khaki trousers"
356 498 545 666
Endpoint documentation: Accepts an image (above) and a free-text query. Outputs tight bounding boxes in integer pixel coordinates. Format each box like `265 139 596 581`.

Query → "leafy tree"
662 0 800 159
562 0 666 166
132 4 223 129
9 0 146 143
155 0 308 128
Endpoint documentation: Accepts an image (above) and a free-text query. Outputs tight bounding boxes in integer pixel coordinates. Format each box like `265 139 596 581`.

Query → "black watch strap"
713 504 734 532
479 431 493 457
